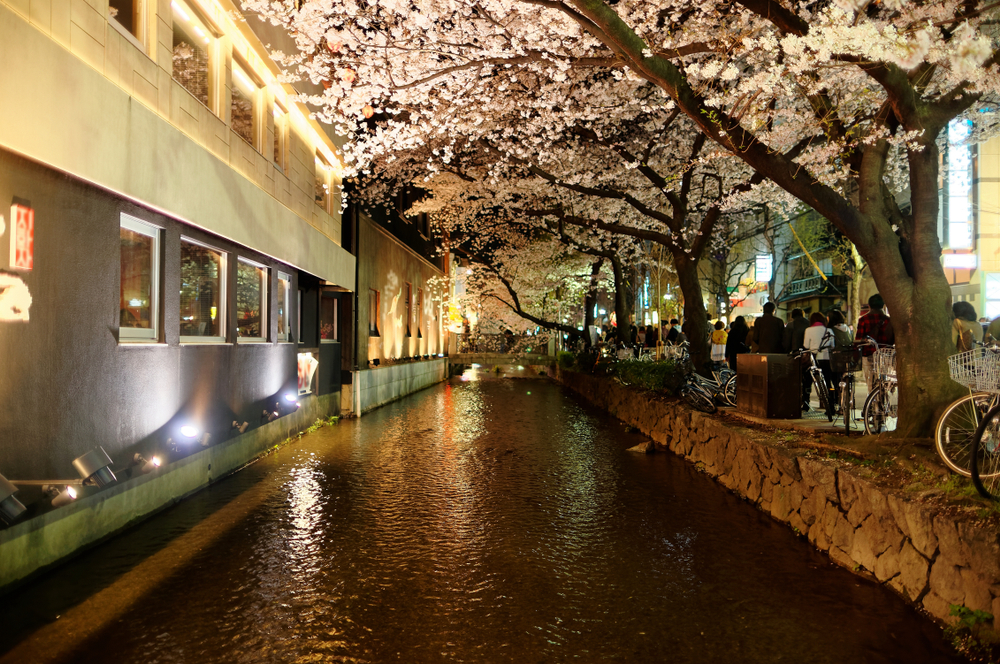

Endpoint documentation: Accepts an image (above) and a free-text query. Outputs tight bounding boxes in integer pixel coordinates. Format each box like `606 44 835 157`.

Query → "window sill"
108 16 148 56
119 340 165 346
237 338 267 344
180 338 228 345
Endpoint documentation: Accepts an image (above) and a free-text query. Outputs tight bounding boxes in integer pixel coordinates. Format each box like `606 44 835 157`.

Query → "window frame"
277 270 292 342
170 0 218 113
404 282 412 338
315 152 332 213
108 0 146 53
230 57 261 150
417 287 423 339
235 257 268 343
273 102 288 172
119 214 161 343
368 288 380 337
179 236 227 344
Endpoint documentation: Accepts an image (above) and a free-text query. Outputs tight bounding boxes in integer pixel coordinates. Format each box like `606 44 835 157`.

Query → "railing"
456 333 550 354
779 274 849 299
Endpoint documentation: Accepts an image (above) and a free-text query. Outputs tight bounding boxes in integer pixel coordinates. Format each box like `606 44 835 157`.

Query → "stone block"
929 558 965 606
898 541 930 601
934 515 970 569
888 494 938 559
832 512 855 553
829 546 855 569
850 525 878 572
874 543 901 582
799 488 825 526
922 591 953 624
788 511 808 536
960 568 994 613
798 457 838 504
994 595 1000 632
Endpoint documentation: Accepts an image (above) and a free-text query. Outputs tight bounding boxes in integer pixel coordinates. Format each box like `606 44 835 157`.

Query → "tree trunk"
675 257 711 371
582 258 603 348
609 253 631 343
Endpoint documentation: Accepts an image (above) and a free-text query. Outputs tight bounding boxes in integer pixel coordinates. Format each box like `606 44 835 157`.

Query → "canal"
1 371 961 663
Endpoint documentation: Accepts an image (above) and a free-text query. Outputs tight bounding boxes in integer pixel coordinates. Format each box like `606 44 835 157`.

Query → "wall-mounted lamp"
48 485 77 508
132 454 161 475
72 447 117 488
232 420 250 434
261 407 279 424
0 473 26 525
284 394 301 409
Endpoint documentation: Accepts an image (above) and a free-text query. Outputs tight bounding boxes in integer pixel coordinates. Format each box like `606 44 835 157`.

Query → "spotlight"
261 408 279 424
200 433 212 447
180 425 199 438
132 453 161 475
0 473 26 525
72 447 117 488
232 420 250 434
283 394 301 409
48 485 77 508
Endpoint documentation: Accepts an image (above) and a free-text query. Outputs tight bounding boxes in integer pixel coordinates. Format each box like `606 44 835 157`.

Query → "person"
710 320 728 365
953 301 983 351
751 302 785 353
665 318 680 345
645 322 658 348
856 293 894 390
783 308 809 352
827 309 854 406
725 316 750 370
803 312 833 411
629 323 638 349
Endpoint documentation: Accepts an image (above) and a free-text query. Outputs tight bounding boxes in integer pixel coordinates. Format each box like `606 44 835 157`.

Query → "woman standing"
803 312 834 407
725 316 750 371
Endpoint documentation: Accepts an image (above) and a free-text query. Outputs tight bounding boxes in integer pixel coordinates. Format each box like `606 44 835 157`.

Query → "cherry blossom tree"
245 0 1000 433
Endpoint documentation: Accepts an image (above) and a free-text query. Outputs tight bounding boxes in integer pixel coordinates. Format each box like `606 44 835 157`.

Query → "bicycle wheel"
724 374 738 407
970 404 1000 500
840 376 855 435
812 371 832 422
863 383 898 434
935 392 993 477
680 385 717 414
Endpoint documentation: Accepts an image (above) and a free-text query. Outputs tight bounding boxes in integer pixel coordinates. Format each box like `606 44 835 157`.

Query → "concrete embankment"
555 368 1000 631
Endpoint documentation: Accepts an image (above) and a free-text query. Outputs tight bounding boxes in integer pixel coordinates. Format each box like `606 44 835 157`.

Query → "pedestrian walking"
803 312 834 411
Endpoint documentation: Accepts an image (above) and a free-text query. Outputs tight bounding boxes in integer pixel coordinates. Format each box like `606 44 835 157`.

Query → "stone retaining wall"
556 368 1000 630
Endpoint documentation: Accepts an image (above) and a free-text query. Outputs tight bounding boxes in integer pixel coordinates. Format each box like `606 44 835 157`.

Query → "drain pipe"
352 203 362 418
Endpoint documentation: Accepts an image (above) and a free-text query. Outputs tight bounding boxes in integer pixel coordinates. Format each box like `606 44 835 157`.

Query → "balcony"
777 274 850 303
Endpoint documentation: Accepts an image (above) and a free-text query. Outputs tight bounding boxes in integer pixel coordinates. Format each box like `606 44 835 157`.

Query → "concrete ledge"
353 359 447 414
0 391 340 594
555 368 1000 631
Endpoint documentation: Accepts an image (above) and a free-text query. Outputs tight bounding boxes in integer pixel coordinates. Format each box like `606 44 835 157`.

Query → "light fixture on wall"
0 473 27 525
72 447 117 488
176 425 211 447
284 394 301 409
131 454 161 475
261 407 279 424
232 421 250 434
48 485 77 508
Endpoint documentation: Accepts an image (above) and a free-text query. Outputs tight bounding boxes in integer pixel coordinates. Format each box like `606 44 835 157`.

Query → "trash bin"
736 354 801 419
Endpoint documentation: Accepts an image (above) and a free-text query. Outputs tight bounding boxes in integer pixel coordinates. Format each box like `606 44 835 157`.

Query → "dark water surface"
1 372 961 663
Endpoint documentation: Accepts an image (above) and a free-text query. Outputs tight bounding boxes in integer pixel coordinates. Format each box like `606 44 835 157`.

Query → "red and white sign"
10 204 33 271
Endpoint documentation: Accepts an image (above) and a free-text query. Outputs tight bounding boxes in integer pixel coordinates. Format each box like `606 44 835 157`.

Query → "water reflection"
0 373 964 664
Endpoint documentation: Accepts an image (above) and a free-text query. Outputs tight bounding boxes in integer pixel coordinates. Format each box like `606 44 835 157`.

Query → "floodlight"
0 473 26 525
132 453 161 474
50 485 77 508
72 447 117 488
180 425 199 438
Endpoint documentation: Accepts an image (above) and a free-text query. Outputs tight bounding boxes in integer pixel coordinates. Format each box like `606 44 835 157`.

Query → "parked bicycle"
862 345 897 434
833 339 871 434
947 344 1000 499
791 347 834 422
675 343 736 412
937 345 1000 479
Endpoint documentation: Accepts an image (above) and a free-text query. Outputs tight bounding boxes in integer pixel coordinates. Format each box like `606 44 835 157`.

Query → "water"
0 372 961 663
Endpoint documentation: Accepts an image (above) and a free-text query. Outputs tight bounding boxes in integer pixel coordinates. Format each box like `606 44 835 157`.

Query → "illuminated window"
236 258 266 340
947 119 974 250
231 60 258 147
180 238 225 341
171 0 212 109
109 0 144 47
277 271 291 341
320 295 338 340
315 152 331 212
119 214 160 342
368 289 380 336
404 282 412 337
273 102 287 171
417 287 423 338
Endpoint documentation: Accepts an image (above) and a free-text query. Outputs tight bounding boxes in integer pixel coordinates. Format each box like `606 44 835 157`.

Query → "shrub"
557 351 576 370
613 359 686 395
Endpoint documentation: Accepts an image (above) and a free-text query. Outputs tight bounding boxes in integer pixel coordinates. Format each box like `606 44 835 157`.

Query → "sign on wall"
10 204 34 271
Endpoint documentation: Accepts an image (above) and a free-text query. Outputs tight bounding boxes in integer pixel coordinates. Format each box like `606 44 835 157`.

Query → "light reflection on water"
1 371 963 664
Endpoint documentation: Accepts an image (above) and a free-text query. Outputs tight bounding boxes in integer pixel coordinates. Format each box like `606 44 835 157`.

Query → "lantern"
362 105 374 119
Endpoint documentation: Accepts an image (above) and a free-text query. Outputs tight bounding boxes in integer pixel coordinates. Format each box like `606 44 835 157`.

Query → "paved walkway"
727 380 872 436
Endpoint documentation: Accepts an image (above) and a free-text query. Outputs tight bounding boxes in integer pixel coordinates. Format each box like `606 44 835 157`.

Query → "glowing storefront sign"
10 204 33 270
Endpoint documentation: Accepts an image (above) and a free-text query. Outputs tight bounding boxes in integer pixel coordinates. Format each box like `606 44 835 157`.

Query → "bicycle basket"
872 347 896 379
830 347 861 373
948 347 1000 392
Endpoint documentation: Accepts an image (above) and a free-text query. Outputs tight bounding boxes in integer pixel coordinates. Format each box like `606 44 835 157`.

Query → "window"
109 0 144 47
236 258 266 340
404 282 412 337
180 238 225 341
417 287 423 338
947 119 974 249
119 214 160 341
368 289 380 336
273 103 287 170
231 60 258 147
320 295 338 340
315 153 331 211
172 0 212 108
277 271 291 341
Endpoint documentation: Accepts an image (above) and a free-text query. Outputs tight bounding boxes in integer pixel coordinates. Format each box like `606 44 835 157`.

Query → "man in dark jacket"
751 302 785 353
783 308 809 352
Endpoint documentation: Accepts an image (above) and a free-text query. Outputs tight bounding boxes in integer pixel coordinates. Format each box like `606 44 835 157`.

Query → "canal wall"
345 359 448 415
555 369 1000 631
0 392 341 595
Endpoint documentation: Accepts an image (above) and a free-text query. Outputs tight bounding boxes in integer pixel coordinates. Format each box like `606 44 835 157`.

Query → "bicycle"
675 343 736 412
950 345 1000 499
792 348 834 422
832 340 869 434
938 345 1000 478
862 345 897 434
